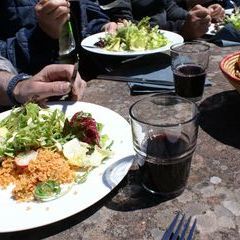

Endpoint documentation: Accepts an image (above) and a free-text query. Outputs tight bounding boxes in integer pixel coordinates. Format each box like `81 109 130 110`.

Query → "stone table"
1 44 240 240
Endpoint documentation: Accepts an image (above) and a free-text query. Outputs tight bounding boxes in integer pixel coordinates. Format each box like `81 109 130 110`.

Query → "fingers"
55 12 70 26
41 64 75 82
35 0 70 38
102 22 118 33
36 3 70 20
36 0 69 15
51 6 70 19
189 5 211 25
191 4 209 13
15 64 87 103
190 7 210 19
14 78 71 103
32 81 72 100
37 64 86 101
208 4 225 22
71 76 87 101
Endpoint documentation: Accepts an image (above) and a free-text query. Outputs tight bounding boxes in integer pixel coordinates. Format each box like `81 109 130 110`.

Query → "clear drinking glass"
129 94 199 199
170 41 210 102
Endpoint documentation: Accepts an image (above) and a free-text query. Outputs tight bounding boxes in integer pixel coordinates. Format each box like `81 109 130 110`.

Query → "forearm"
0 71 15 106
0 56 18 106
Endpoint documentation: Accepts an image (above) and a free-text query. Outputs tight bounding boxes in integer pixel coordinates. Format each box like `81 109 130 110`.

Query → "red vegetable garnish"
94 38 106 48
66 111 100 146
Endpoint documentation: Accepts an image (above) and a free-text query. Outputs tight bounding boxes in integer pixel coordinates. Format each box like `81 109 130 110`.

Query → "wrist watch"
7 73 31 106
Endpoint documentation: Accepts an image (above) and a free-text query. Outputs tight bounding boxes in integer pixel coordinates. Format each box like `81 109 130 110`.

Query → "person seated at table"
176 0 225 22
0 0 111 77
176 0 239 10
0 56 86 107
97 0 212 40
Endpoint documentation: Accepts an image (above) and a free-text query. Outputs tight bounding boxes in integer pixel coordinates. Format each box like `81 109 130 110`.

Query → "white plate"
206 23 224 36
81 31 184 56
225 8 234 16
0 102 135 232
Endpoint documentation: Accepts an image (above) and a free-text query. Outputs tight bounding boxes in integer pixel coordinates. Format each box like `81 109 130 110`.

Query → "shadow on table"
199 90 240 149
105 166 173 212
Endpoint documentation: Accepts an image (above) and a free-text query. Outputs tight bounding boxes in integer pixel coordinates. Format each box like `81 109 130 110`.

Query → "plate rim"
81 30 184 56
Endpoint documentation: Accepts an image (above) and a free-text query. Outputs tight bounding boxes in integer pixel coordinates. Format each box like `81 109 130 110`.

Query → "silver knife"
97 75 174 86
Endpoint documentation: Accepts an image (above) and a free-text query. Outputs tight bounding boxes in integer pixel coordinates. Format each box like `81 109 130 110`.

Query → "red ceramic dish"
220 51 240 93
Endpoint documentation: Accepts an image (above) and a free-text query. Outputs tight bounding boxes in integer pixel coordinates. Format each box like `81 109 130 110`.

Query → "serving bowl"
220 51 240 93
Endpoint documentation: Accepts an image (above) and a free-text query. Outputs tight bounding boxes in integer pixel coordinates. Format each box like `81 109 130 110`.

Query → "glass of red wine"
170 41 210 102
129 94 199 199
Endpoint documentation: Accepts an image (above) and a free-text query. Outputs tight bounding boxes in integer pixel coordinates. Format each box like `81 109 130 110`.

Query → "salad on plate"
95 17 169 52
225 11 240 30
0 102 112 202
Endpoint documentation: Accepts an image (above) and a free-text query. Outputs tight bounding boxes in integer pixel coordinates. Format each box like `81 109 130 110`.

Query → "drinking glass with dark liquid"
170 42 210 102
129 95 199 199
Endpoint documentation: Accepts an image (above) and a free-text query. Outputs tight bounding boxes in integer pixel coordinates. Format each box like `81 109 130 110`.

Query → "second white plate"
81 31 184 56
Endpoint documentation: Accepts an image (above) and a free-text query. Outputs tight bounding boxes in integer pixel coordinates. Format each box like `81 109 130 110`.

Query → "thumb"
107 23 117 33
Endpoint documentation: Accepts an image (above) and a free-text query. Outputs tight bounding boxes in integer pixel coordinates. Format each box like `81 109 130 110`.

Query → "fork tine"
171 214 185 240
161 212 180 240
179 216 191 240
186 218 197 240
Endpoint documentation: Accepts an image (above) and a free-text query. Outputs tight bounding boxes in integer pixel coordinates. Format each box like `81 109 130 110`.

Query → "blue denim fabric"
0 0 110 75
0 0 58 75
210 23 240 47
80 0 110 36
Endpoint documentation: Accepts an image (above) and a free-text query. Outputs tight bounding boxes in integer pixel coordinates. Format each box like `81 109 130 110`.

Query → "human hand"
181 4 211 40
185 0 214 9
208 4 225 22
101 21 125 33
13 64 86 104
35 0 70 39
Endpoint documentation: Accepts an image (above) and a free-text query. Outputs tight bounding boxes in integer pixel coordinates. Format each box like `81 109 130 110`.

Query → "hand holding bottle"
35 0 70 39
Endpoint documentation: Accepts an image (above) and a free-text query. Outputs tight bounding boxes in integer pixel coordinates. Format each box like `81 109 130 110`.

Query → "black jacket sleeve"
97 0 134 21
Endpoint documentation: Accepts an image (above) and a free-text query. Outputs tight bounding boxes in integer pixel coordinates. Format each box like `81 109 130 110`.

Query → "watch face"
21 74 31 79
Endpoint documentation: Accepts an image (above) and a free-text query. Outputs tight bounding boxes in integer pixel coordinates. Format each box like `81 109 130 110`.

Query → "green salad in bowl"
95 17 169 51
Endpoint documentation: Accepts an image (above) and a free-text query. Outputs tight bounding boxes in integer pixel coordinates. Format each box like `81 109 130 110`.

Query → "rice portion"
0 149 75 202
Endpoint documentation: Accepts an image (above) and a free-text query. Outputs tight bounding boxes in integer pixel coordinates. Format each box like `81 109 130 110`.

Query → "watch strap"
7 73 31 105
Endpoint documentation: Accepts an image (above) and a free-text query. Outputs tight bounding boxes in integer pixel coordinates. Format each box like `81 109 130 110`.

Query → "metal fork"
161 213 197 240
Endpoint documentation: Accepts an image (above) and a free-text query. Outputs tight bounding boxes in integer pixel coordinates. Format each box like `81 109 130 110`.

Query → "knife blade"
97 75 174 86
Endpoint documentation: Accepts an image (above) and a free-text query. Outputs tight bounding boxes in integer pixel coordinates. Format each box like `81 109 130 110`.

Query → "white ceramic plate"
81 31 184 56
225 8 234 16
206 23 224 35
0 102 135 232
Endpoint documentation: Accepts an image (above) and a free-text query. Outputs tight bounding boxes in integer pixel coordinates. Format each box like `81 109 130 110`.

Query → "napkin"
209 23 240 47
97 53 212 95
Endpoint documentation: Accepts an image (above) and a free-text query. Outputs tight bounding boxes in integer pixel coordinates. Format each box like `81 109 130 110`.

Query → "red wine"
173 64 206 99
139 134 193 197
